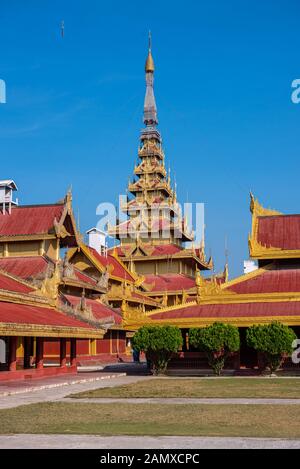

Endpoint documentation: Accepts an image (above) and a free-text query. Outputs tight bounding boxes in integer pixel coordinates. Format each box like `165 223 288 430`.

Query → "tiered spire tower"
110 34 192 243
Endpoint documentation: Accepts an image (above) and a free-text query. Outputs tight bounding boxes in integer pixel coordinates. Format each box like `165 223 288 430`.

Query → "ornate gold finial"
145 31 155 72
224 263 229 283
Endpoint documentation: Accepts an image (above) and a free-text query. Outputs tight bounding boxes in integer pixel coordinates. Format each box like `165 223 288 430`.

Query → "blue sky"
0 0 300 278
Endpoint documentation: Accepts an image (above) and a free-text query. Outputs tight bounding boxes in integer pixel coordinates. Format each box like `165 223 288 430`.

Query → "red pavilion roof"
0 256 50 280
0 272 34 294
143 274 196 292
149 301 300 321
257 214 300 250
0 204 65 237
64 294 122 325
87 247 135 283
226 266 300 294
0 301 93 330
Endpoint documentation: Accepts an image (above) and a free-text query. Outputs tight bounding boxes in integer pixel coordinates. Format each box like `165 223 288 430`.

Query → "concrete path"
0 372 127 397
0 434 299 449
0 375 148 410
63 397 300 405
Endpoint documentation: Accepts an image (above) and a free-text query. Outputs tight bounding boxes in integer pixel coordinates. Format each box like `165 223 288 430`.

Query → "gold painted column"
8 337 17 372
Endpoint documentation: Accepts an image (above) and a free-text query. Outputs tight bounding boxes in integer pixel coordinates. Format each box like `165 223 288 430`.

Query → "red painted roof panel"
0 301 93 329
0 204 64 237
0 256 50 280
257 215 300 250
150 301 300 320
64 294 122 324
143 274 195 292
0 272 34 293
88 247 135 282
227 267 300 294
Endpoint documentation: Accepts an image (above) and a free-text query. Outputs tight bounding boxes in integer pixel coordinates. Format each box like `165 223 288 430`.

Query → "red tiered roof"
226 266 300 294
72 268 98 287
257 215 300 250
150 301 300 321
0 272 34 293
0 256 50 280
0 301 92 329
143 274 195 292
88 247 135 283
64 294 122 325
0 204 65 237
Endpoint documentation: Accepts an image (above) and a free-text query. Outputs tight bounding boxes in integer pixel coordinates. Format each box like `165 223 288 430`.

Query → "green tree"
132 325 183 375
189 323 240 376
246 322 297 375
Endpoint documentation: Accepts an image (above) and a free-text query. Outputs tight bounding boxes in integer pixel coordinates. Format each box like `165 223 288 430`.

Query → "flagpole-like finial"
148 30 152 52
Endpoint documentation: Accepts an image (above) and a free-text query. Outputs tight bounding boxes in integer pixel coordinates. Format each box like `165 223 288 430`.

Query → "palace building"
125 194 300 370
0 182 156 380
1 39 300 379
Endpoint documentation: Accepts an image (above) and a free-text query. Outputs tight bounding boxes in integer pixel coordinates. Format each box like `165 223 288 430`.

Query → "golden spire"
145 31 155 72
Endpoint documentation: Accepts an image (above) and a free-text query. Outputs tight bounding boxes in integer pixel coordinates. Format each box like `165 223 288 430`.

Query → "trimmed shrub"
132 325 183 375
189 322 240 376
246 321 297 374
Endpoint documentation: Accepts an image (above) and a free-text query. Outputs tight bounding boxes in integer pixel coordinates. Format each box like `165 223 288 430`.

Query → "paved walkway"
0 435 299 449
0 374 148 410
63 397 300 405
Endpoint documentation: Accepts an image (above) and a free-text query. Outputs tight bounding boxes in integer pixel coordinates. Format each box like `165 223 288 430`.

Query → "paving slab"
0 375 149 409
0 434 299 449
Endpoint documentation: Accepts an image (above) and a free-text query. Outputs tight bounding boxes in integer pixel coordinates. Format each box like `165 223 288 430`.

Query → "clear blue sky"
1 0 300 278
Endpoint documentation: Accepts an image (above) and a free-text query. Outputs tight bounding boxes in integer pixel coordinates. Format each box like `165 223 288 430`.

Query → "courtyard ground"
68 376 300 399
0 365 300 448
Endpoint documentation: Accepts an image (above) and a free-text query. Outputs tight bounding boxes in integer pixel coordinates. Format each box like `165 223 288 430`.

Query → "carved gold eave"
0 289 51 308
249 237 300 260
61 277 106 293
120 251 211 270
144 288 196 297
0 234 57 242
54 193 81 246
0 322 104 339
124 315 300 330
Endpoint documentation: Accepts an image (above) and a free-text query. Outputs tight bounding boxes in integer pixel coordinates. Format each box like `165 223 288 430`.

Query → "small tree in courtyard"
132 325 183 375
246 322 296 375
189 322 240 376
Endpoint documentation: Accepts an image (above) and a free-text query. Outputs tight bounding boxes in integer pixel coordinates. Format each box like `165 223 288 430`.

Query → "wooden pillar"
8 336 17 372
60 338 67 368
23 337 31 369
36 338 44 370
70 338 77 367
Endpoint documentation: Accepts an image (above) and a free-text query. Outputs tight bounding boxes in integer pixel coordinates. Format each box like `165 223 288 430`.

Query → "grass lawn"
1 402 300 437
68 377 300 399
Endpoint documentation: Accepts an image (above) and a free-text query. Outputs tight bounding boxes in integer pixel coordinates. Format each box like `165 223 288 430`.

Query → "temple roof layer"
249 194 300 259
148 301 300 325
87 246 136 283
0 256 49 280
224 264 300 294
0 271 34 294
143 273 196 293
257 215 300 250
0 301 103 338
63 294 122 325
0 204 64 237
